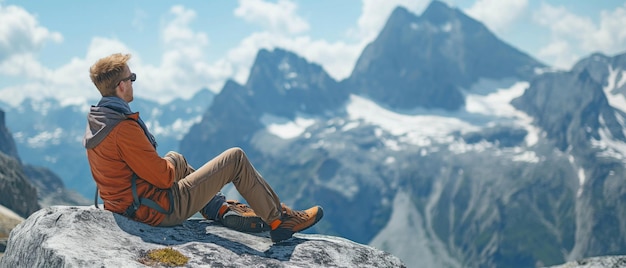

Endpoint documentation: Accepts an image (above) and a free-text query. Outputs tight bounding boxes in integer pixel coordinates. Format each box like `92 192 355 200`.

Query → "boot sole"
271 206 324 243
221 215 271 233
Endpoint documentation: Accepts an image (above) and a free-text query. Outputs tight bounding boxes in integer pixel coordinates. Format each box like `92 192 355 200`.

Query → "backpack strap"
94 173 174 218
124 173 174 218
94 187 100 209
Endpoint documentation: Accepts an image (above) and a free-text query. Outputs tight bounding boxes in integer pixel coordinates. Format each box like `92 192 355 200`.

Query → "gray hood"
83 105 129 149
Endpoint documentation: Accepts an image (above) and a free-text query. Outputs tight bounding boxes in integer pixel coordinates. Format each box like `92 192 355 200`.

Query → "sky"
1 0 625 107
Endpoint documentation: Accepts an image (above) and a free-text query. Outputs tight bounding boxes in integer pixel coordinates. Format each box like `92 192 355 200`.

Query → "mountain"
180 48 347 167
179 1 626 267
0 89 214 197
22 164 90 208
0 109 40 218
347 2 545 111
0 110 19 162
512 53 626 261
0 107 88 215
0 152 39 219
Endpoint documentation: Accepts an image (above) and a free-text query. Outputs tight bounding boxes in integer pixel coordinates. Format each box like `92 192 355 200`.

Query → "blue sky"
1 0 625 107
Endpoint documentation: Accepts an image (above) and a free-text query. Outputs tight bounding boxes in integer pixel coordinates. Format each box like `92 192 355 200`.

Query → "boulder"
0 206 406 267
547 255 626 268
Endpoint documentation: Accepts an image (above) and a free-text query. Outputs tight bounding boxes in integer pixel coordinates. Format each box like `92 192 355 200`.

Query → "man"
83 53 323 243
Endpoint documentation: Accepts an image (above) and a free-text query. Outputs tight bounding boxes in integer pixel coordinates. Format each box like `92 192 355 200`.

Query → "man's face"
117 66 134 103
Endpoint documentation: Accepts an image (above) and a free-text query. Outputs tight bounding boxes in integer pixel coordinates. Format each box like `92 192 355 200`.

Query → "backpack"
94 173 173 218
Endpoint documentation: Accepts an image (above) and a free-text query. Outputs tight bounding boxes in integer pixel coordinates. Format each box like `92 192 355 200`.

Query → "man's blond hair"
89 53 131 96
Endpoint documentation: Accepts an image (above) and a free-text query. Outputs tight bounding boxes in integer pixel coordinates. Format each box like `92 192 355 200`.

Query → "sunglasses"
115 73 136 88
119 73 136 84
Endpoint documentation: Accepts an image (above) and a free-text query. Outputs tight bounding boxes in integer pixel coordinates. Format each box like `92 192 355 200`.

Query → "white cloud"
464 0 528 33
162 5 208 47
223 0 431 84
0 4 62 61
591 4 626 53
0 37 129 106
221 31 362 84
0 5 219 106
533 3 626 69
234 0 309 34
217 0 367 84
536 39 578 70
128 5 216 103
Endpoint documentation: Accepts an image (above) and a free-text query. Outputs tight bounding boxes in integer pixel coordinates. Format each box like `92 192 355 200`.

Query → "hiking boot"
269 204 324 243
215 200 270 233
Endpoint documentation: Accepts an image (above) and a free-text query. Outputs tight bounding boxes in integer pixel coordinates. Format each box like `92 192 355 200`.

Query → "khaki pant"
158 147 282 226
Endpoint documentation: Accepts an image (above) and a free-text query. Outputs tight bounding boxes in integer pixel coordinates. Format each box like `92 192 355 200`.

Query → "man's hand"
164 151 195 181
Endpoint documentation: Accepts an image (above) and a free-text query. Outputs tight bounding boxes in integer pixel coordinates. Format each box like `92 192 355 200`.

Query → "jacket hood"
83 105 136 149
84 96 157 150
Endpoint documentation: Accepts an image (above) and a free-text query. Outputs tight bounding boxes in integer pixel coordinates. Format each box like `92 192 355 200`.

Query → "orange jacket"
86 112 175 226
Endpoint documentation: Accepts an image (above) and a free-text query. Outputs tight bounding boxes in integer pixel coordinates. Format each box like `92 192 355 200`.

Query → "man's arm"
116 120 175 189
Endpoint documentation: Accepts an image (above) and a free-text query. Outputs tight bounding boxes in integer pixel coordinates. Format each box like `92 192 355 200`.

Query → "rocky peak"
420 0 464 25
179 80 261 167
180 48 347 166
348 2 544 111
247 48 327 92
571 52 626 96
512 54 625 152
0 109 19 161
0 206 406 267
0 153 40 218
246 48 347 118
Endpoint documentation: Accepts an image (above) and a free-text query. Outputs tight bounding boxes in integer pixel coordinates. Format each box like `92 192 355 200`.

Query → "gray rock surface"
0 206 406 267
547 255 626 268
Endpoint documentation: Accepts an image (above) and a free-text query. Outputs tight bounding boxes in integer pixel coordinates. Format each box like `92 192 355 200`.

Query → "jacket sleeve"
115 120 175 189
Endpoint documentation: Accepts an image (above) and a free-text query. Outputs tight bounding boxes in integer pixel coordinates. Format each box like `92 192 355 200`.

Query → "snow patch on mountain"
251 80 541 158
619 73 626 89
448 140 493 154
567 155 586 197
346 94 478 147
465 81 526 117
145 116 202 139
465 81 540 146
592 64 626 163
592 115 626 164
343 80 539 150
260 114 316 139
18 128 64 148
604 66 626 113
511 150 540 163
577 167 586 197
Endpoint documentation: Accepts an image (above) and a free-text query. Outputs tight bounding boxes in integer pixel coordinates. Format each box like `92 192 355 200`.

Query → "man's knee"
225 147 245 158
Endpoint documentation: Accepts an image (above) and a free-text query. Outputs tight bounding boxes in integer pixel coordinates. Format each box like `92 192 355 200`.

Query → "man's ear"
114 82 125 98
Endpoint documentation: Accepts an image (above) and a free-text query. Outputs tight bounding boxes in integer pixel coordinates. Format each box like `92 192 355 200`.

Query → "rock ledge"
0 206 405 267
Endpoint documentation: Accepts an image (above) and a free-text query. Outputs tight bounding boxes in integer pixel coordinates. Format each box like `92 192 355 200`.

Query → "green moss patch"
140 247 189 267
